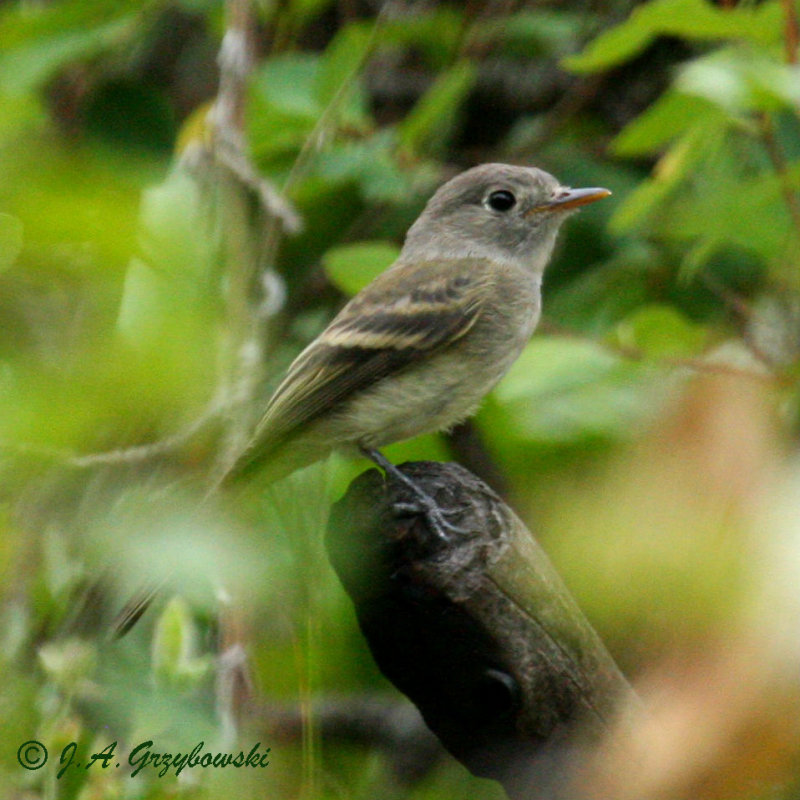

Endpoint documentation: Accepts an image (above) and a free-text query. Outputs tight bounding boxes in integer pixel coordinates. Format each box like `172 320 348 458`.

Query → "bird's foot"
360 447 463 542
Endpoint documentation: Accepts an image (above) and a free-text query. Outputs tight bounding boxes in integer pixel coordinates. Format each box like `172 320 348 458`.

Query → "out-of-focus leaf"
252 53 321 117
315 22 373 126
610 115 729 234
0 16 135 96
672 168 794 276
286 0 335 30
378 9 464 69
0 0 139 44
152 596 214 690
322 241 400 295
677 48 800 113
398 60 476 157
614 304 707 358
473 10 587 58
612 92 720 157
548 243 660 333
248 54 321 164
314 130 439 203
487 336 648 444
136 170 214 280
39 639 96 692
496 336 621 405
565 0 782 74
0 137 149 272
0 213 23 272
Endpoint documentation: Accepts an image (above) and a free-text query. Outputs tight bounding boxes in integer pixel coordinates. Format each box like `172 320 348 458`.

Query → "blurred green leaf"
610 114 729 234
496 336 621 405
118 168 220 349
0 16 135 96
378 8 464 69
565 0 782 73
314 129 439 203
286 0 335 30
248 54 321 164
0 213 23 272
612 92 720 157
39 639 97 692
398 60 476 157
676 48 800 114
315 22 373 126
488 336 647 444
547 243 660 333
323 241 400 295
614 304 707 358
473 10 587 58
152 597 213 690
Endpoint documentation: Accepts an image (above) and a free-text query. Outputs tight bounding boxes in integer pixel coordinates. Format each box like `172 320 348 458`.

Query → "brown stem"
781 0 800 64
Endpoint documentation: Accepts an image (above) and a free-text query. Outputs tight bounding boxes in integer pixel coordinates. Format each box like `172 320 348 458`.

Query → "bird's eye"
485 190 516 212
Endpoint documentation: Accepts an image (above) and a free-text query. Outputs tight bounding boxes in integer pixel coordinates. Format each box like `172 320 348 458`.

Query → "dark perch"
326 461 638 799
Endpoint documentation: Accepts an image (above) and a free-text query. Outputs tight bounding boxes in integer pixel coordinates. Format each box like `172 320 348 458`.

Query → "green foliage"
487 336 647 445
322 241 400 295
614 303 708 357
564 0 783 73
566 0 800 286
152 597 214 690
0 1 139 95
475 10 588 58
0 213 23 272
398 60 477 157
2 0 800 798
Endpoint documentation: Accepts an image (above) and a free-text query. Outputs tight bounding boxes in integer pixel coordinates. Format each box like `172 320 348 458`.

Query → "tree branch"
327 461 639 799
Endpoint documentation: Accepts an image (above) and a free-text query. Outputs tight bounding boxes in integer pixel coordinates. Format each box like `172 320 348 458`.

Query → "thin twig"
0 394 227 469
781 0 799 65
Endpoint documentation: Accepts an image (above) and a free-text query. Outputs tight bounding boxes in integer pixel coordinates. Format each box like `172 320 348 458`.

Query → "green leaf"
152 596 213 690
118 169 220 348
398 60 476 157
0 213 23 272
612 92 720 157
251 53 321 118
315 22 373 116
565 0 782 74
488 336 647 444
473 10 586 58
496 336 621 405
287 0 335 30
610 115 729 234
378 9 464 69
614 304 707 358
322 241 400 295
248 54 321 164
548 244 659 333
676 48 800 114
39 639 97 692
0 16 135 96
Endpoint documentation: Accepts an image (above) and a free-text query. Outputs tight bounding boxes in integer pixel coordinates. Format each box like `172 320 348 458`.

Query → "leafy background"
2 0 800 798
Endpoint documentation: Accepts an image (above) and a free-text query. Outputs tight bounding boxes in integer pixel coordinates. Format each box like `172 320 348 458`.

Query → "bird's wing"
250 257 494 451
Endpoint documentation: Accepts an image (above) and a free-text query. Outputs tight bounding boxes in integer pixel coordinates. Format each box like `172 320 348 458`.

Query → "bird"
112 163 609 637
222 164 609 502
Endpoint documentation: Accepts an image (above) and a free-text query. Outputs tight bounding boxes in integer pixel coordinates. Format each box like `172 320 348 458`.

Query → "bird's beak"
527 186 611 215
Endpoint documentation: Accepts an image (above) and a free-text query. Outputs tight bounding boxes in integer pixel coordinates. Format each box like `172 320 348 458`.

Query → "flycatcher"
114 163 609 636
225 163 610 492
